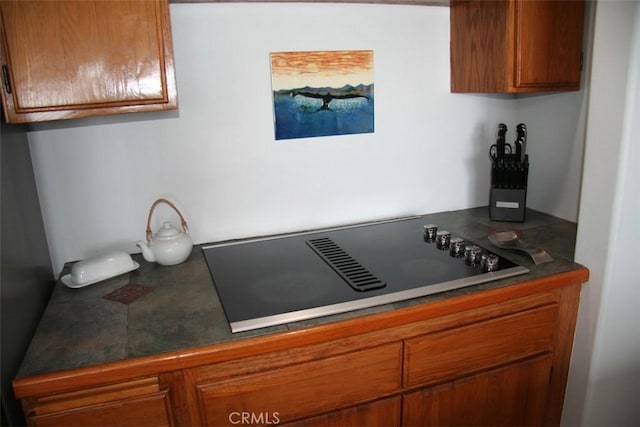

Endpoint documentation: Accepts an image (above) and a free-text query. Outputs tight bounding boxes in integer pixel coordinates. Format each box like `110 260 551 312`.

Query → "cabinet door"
283 396 401 427
0 0 177 123
514 0 585 90
450 0 585 93
450 0 510 93
403 354 552 427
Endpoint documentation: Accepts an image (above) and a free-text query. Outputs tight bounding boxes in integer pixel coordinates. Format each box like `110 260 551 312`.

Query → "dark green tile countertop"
17 207 586 379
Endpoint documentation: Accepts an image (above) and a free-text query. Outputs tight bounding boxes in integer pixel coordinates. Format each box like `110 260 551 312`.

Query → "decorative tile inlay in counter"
103 283 154 305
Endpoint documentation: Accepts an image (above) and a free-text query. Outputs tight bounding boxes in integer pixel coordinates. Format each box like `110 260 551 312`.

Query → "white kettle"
136 198 193 266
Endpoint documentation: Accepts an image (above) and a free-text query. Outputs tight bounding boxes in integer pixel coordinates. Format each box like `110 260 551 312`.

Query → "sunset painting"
270 50 374 140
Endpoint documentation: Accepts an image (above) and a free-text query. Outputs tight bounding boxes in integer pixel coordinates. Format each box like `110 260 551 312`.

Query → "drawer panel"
31 391 173 427
32 377 162 415
404 304 558 387
197 342 402 426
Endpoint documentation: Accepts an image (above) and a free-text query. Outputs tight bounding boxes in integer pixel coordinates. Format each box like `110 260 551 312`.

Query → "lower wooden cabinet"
403 354 553 426
14 273 587 427
284 397 402 427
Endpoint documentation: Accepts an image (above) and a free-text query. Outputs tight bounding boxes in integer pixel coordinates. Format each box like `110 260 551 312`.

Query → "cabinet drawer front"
404 304 558 387
30 391 174 427
197 343 402 426
32 377 162 415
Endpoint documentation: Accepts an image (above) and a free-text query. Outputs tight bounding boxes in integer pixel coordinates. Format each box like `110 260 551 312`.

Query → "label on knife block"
490 188 527 222
489 153 528 222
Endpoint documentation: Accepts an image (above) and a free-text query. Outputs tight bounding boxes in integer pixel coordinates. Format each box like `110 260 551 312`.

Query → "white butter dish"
61 251 139 289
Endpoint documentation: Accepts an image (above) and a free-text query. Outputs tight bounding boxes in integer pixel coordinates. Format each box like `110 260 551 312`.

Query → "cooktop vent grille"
306 237 386 292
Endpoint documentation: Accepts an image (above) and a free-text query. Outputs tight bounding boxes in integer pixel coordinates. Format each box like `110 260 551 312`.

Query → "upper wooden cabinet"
0 0 177 123
450 0 586 93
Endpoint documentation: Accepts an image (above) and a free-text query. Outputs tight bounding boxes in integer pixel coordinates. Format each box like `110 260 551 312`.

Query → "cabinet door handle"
2 65 12 94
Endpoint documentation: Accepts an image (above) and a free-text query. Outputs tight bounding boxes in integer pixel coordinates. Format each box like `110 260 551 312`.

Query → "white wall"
27 3 587 275
563 1 640 425
515 90 588 221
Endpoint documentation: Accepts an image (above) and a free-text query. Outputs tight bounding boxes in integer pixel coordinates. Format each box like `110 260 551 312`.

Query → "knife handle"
517 123 527 162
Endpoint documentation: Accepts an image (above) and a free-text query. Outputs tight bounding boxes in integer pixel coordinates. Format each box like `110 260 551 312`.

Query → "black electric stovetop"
203 217 528 332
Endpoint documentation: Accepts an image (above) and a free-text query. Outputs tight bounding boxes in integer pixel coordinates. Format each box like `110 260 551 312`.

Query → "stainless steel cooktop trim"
229 265 529 333
202 215 422 250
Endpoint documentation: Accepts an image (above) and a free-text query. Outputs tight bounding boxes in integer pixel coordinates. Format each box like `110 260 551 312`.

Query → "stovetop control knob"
449 237 465 257
465 245 482 265
423 224 438 242
436 230 451 250
482 253 500 272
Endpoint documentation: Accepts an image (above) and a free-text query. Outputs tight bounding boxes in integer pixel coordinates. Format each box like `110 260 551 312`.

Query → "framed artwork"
270 50 374 141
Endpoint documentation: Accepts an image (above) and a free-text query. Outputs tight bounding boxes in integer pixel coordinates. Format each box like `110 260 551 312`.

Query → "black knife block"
489 155 529 222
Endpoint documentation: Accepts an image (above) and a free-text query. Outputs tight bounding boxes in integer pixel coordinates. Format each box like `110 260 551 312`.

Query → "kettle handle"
145 198 189 242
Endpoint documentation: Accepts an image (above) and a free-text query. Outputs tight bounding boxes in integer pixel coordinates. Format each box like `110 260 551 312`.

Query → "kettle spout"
136 240 156 263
